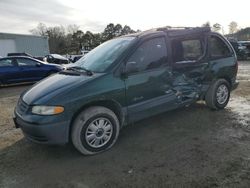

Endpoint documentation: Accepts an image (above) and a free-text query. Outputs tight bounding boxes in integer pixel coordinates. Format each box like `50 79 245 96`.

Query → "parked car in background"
81 50 90 55
71 55 83 63
0 56 62 86
7 52 33 57
238 41 250 59
7 52 46 62
34 56 46 61
229 40 250 60
45 54 70 64
14 27 238 155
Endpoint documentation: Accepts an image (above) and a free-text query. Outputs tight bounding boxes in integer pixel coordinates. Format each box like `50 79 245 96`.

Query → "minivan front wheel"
205 79 230 110
71 106 120 155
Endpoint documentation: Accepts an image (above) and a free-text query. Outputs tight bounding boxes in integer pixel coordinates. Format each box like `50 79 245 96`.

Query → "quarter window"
127 37 168 72
182 40 203 60
210 36 231 58
172 38 204 62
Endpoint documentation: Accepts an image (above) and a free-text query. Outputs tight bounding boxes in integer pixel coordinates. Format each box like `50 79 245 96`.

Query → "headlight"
32 106 64 115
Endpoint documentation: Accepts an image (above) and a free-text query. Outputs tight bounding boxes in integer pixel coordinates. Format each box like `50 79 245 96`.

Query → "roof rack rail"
157 26 211 32
156 26 211 37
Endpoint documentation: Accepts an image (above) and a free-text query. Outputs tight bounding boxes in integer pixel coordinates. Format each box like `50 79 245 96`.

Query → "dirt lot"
1 61 250 188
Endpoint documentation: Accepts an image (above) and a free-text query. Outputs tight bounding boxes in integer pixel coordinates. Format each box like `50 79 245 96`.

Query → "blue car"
0 56 63 86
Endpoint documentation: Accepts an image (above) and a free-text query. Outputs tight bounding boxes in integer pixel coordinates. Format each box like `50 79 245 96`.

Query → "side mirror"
125 61 138 74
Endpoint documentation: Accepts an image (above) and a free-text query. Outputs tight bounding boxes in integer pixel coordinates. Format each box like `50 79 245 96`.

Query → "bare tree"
212 23 222 32
201 21 210 27
29 23 48 36
228 21 238 34
67 24 80 35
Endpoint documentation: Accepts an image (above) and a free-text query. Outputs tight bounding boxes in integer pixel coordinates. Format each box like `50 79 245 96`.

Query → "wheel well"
202 77 232 100
68 100 124 142
218 76 232 89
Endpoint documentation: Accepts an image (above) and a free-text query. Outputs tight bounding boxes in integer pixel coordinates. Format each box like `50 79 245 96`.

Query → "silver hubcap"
216 84 229 105
85 117 113 148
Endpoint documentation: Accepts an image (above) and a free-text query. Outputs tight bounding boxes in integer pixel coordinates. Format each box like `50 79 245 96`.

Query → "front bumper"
14 111 70 145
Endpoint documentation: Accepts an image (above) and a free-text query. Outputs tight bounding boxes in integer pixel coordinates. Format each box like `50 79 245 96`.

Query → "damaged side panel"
171 72 201 104
169 33 210 104
170 61 210 104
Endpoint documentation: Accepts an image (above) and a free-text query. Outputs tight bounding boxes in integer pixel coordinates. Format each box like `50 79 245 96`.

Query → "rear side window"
0 59 14 67
210 36 231 58
127 37 168 72
172 38 204 62
182 40 203 60
16 58 37 66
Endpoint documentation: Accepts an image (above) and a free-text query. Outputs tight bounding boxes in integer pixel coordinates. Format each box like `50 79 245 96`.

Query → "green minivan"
14 27 238 155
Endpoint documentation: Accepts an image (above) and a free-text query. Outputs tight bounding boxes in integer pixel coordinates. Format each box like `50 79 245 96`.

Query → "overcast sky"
0 0 249 34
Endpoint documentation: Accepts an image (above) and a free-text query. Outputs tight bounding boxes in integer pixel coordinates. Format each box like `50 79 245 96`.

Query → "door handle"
133 96 144 102
164 90 172 94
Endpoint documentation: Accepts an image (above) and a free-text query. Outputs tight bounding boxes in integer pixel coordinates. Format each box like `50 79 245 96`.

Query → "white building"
0 33 49 57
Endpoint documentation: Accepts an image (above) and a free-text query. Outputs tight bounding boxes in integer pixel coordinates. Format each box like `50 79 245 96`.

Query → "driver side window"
127 37 168 73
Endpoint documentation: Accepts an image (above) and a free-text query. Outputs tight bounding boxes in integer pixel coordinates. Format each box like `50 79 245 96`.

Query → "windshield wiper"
66 66 93 76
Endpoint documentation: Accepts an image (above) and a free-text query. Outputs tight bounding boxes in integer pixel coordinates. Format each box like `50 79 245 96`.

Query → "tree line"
31 21 250 55
30 23 138 55
201 21 238 34
202 21 250 40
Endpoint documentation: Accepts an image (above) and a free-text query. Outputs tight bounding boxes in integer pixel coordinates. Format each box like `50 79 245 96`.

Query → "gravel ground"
0 61 250 188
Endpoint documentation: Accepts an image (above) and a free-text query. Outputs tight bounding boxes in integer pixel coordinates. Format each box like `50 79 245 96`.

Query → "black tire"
205 79 230 110
71 106 120 155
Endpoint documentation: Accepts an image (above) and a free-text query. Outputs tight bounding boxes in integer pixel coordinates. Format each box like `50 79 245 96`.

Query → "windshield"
73 37 135 73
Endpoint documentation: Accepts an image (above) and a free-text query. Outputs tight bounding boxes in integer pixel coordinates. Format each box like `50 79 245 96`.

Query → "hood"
22 73 100 105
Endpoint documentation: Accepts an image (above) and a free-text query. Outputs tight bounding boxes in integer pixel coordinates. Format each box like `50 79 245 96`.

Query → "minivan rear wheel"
71 106 120 155
205 79 230 110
